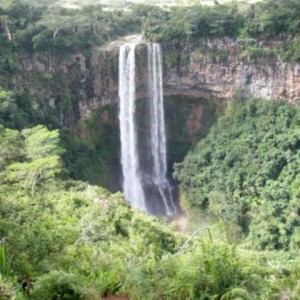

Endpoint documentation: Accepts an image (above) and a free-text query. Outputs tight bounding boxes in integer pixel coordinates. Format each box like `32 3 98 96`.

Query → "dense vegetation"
0 122 177 299
0 0 142 53
0 0 299 59
0 0 152 188
145 0 300 40
174 99 300 250
1 122 300 299
143 0 300 62
1 0 300 299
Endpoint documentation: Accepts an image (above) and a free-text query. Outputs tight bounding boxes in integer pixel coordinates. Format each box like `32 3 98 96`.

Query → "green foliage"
30 270 91 300
277 38 300 63
4 125 63 197
164 96 223 165
0 243 10 278
143 0 299 62
0 88 28 129
175 99 300 250
239 46 276 62
0 121 182 298
62 105 120 189
0 37 16 76
0 86 47 130
0 274 16 300
0 120 300 299
0 1 299 298
2 0 297 58
0 126 22 172
0 0 143 54
22 125 62 158
125 241 298 300
242 0 300 38
145 4 241 46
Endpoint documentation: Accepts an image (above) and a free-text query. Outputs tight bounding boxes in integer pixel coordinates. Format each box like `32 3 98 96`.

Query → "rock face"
16 48 119 126
11 37 300 190
164 38 300 104
14 37 300 127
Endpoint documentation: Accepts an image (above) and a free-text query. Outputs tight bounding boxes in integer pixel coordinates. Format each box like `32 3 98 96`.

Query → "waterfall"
119 43 146 210
119 42 177 215
147 43 177 215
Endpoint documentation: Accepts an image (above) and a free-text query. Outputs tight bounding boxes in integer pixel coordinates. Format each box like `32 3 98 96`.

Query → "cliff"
164 38 300 104
16 49 119 127
13 37 300 127
7 36 299 189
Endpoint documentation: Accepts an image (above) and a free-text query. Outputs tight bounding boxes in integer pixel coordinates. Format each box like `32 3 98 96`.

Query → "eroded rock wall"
15 48 119 126
11 37 300 189
14 37 300 128
164 38 300 104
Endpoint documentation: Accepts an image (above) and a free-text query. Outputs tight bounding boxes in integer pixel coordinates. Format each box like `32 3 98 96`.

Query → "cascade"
119 42 177 215
147 43 177 215
119 43 146 210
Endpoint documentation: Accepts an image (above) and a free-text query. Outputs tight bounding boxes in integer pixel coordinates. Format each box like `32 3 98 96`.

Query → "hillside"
0 0 300 299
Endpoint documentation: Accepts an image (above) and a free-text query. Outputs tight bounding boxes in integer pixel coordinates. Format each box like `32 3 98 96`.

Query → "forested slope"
174 99 300 250
1 123 300 299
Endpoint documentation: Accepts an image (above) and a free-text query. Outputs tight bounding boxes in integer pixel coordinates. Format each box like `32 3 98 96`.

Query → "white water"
119 43 146 210
147 43 177 215
119 42 177 215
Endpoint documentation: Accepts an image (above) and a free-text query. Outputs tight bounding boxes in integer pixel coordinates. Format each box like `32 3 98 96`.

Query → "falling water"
147 43 177 215
119 43 146 210
119 42 177 215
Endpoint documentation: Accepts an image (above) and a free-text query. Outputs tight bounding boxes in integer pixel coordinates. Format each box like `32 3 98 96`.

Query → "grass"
0 243 10 277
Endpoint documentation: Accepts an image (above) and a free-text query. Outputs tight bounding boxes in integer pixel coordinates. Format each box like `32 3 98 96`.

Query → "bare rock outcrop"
164 38 300 104
14 37 300 126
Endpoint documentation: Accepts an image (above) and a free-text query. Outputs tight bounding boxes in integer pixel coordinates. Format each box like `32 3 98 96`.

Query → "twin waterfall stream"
119 43 177 215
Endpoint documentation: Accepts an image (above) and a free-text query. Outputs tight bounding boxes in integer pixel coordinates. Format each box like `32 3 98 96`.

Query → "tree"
5 125 64 197
174 99 300 249
0 88 24 128
0 125 22 172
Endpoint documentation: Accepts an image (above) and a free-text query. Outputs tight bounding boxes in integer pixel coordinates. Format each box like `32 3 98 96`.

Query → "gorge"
8 37 299 193
0 36 296 204
1 1 300 298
